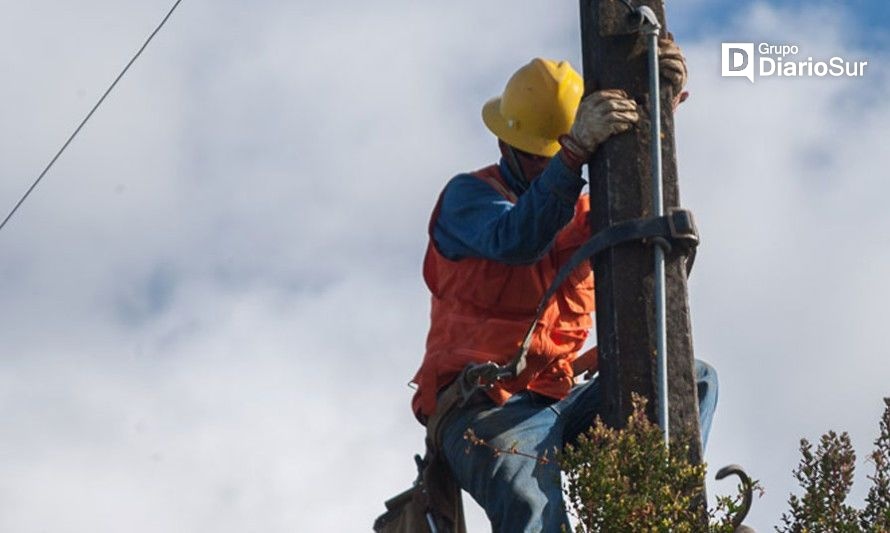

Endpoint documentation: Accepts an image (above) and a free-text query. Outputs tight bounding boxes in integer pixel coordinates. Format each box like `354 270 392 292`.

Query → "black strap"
461 208 699 392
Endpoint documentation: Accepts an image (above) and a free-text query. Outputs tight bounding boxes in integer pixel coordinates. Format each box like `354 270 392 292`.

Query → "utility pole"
579 0 704 466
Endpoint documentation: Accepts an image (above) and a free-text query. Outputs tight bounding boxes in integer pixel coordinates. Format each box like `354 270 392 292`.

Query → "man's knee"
694 359 719 448
695 359 718 400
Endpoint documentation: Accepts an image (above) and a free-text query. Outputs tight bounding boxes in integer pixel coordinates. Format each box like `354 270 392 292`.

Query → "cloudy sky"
0 0 887 531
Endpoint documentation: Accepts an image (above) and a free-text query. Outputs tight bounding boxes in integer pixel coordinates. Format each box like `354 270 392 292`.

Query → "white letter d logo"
722 43 755 83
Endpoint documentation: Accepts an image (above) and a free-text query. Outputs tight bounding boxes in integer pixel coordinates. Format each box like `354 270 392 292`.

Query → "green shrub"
465 395 890 531
559 394 748 532
779 398 890 533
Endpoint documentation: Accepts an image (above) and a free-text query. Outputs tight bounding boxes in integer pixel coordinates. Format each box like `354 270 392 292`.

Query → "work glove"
659 36 690 109
565 89 640 155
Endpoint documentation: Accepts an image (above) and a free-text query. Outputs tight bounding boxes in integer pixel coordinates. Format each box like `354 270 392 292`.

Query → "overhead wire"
0 0 186 234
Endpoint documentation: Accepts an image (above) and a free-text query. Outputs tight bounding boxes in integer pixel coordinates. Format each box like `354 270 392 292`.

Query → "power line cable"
0 0 185 234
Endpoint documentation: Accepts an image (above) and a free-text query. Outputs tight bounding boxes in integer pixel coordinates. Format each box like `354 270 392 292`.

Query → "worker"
409 38 718 532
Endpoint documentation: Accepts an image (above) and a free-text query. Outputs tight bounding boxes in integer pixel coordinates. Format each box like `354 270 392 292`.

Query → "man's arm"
434 81 656 265
433 156 585 266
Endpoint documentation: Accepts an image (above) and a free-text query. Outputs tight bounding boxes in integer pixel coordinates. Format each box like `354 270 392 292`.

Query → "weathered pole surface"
579 0 704 465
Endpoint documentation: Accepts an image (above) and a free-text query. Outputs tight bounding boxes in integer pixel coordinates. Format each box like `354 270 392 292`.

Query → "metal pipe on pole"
638 5 670 448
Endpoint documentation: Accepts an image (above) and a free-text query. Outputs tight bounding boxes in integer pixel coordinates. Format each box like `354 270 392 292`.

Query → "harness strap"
459 208 699 398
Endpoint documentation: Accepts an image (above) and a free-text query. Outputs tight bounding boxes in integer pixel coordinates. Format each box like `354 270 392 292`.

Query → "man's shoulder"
441 165 503 197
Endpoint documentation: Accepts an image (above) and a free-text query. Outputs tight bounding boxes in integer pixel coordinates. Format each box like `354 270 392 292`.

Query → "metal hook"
715 464 756 532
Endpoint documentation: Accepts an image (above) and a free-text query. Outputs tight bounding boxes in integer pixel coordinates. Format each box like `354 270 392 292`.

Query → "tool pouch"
373 383 468 533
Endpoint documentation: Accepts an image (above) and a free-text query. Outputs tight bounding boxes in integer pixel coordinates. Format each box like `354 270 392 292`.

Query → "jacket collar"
498 157 529 197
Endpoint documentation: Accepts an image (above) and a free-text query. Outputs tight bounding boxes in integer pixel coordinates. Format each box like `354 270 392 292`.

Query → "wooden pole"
579 0 704 466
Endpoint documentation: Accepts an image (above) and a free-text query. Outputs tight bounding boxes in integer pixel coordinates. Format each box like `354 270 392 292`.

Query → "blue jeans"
440 359 718 533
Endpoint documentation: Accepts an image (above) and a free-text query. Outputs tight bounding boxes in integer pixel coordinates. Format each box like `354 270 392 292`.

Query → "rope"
0 0 186 234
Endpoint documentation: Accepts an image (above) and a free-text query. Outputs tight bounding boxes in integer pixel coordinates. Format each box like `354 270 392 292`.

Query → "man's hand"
566 90 639 155
563 39 686 160
659 36 690 109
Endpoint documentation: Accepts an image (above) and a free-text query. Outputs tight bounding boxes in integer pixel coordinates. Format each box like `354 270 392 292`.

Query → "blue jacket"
432 156 586 266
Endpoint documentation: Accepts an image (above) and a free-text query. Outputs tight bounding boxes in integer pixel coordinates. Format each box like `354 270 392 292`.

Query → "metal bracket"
457 362 513 406
635 5 661 35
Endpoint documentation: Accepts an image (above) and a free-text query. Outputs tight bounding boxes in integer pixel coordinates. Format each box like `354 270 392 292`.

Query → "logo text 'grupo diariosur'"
722 43 868 83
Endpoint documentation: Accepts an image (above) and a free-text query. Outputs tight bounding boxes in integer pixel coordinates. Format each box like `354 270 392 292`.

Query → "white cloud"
679 2 889 528
0 1 576 531
0 0 887 531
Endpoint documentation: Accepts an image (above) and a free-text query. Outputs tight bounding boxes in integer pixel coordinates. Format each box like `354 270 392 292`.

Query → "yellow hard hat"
482 58 584 158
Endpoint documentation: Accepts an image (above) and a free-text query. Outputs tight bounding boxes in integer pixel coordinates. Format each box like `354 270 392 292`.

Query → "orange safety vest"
411 164 596 420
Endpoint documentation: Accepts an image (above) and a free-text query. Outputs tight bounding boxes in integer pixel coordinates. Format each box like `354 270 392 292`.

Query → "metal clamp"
635 5 661 35
456 362 513 406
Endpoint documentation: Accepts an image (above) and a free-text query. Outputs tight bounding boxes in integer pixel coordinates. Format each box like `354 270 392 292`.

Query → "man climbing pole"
408 38 719 532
